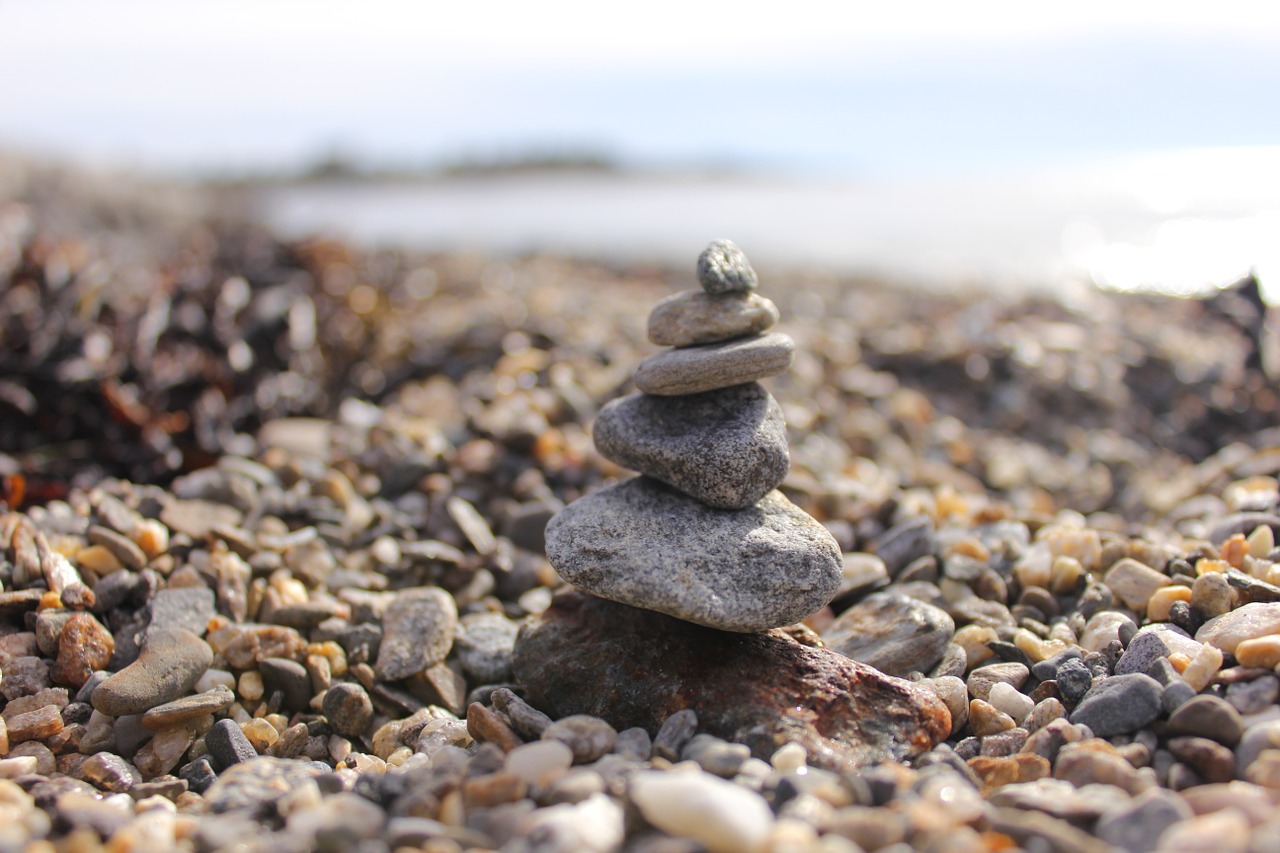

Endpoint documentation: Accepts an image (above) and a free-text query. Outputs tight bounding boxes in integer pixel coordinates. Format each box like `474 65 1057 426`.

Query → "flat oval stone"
648 289 779 348
697 239 758 295
545 477 841 632
592 383 789 509
91 627 213 717
822 592 955 677
634 332 795 396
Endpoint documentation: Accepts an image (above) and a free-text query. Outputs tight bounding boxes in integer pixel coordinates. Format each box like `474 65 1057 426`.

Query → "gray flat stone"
648 289 779 348
592 383 789 509
633 333 795 396
822 592 955 677
546 477 842 632
696 239 758 295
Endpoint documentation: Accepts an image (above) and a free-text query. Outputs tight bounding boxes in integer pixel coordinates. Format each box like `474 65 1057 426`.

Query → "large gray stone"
592 383 789 510
823 593 955 677
647 289 779 348
633 333 795 396
545 477 842 632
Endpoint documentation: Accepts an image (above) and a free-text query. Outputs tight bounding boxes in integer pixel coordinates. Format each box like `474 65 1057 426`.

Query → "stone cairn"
545 240 843 632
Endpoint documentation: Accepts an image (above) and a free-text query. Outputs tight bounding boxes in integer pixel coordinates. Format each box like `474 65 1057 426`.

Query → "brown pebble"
7 705 64 744
1167 736 1236 783
50 613 115 689
968 753 1050 793
462 770 527 808
969 699 1016 737
466 703 523 752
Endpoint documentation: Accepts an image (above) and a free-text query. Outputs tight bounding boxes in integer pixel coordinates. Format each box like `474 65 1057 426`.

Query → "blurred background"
2 0 1279 295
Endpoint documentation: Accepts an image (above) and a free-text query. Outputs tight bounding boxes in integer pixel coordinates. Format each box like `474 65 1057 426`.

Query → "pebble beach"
5 162 1280 853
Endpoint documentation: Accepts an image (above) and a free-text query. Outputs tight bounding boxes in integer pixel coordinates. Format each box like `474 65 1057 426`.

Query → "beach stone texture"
545 477 842 632
696 239 758 295
592 383 789 510
1196 601 1280 653
633 332 795 396
647 289 779 348
823 592 955 677
513 590 950 770
374 587 457 681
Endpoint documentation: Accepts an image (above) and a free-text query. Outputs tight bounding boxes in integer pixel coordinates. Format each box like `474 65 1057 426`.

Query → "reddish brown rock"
512 590 950 770
50 613 114 688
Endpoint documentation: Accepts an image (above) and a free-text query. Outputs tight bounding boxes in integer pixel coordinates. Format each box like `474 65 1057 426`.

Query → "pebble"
90 628 212 717
629 769 773 853
205 718 258 770
455 612 520 684
1094 787 1192 853
592 383 790 509
322 682 373 738
696 239 759 295
633 332 796 396
541 715 618 765
823 592 954 677
141 685 234 730
1167 695 1245 745
1234 635 1280 668
259 656 313 711
966 662 1030 702
1196 602 1280 653
683 733 751 778
987 681 1034 725
1104 558 1172 611
545 479 842 632
652 709 699 761
1069 673 1163 736
374 586 457 681
648 289 779 347
50 612 114 689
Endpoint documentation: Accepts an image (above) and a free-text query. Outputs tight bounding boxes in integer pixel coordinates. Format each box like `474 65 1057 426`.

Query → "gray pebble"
633 332 795 397
546 477 841 632
870 517 937 577
323 683 374 738
593 383 789 510
615 726 652 761
204 756 325 814
541 715 617 764
490 687 554 739
1095 787 1193 853
652 708 698 762
146 586 216 637
1069 673 1163 736
1226 674 1278 714
1030 647 1082 682
1162 680 1198 714
696 239 758 295
374 587 457 681
455 612 519 685
206 718 258 770
823 593 954 678
1055 658 1094 706
1235 719 1280 777
86 524 147 571
259 657 313 712
682 733 751 778
648 289 778 347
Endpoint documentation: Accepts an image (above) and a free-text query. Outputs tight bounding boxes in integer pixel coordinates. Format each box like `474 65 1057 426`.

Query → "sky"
3 0 1280 177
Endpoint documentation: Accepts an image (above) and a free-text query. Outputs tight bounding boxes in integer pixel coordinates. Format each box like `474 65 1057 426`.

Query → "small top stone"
697 239 758 295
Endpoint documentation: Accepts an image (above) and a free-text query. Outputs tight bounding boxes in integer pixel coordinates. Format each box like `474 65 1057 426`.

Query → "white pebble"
195 668 236 694
505 739 574 786
987 682 1034 725
521 793 624 853
770 742 807 773
630 770 773 853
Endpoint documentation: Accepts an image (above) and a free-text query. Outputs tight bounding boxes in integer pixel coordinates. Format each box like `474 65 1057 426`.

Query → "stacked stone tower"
545 240 842 632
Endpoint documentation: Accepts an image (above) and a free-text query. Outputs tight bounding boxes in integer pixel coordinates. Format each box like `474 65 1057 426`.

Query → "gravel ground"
3 163 1280 852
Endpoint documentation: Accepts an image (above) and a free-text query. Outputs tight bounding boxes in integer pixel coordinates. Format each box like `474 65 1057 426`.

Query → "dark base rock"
512 590 950 771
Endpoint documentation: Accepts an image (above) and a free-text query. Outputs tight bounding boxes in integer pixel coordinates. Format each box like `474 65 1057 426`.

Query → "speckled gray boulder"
696 239 758 295
648 289 779 348
592 383 789 509
545 477 842 632
822 592 955 677
634 332 795 396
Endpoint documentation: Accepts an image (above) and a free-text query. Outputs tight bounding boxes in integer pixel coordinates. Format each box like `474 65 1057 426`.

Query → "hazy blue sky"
3 0 1280 177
